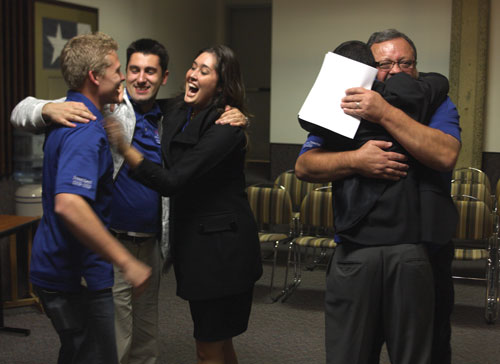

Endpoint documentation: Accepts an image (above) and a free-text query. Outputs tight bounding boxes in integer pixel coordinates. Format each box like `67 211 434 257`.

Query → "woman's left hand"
104 116 145 168
215 106 249 128
103 116 128 154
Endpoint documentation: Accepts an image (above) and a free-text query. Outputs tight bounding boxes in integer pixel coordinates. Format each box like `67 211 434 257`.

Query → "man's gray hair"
367 29 418 61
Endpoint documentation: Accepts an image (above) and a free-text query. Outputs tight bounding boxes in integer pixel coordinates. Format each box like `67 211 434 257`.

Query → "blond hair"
60 32 118 90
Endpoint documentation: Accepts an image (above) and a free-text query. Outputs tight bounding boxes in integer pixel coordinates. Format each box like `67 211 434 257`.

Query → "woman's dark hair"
197 45 248 115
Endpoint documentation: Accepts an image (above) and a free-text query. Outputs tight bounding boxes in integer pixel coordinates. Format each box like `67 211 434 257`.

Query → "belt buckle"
131 235 143 244
130 235 152 245
112 230 153 244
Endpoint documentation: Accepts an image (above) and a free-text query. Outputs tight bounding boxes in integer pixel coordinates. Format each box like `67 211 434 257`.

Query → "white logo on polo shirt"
72 176 93 190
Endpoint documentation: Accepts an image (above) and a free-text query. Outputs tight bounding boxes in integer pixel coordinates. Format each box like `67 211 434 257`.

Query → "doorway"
226 4 272 183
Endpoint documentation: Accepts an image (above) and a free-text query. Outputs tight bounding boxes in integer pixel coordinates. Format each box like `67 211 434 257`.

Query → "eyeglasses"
375 60 416 70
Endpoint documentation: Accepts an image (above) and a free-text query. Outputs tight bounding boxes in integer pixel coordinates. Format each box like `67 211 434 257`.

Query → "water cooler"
13 130 43 216
15 184 43 217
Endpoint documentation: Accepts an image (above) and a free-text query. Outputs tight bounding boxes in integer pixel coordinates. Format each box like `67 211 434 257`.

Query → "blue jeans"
34 285 118 364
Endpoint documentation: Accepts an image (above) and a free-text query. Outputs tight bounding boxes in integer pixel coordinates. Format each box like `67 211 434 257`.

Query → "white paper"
298 52 378 139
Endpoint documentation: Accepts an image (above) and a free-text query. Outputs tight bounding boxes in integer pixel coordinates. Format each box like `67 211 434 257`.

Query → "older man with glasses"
296 29 460 364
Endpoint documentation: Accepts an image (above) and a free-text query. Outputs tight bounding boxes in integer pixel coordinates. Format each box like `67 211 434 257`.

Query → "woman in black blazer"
107 45 262 364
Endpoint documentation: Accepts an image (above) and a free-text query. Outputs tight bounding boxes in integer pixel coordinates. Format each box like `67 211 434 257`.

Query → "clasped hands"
340 87 408 180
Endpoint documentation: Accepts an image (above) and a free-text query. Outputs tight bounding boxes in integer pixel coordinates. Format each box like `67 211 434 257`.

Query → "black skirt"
188 287 254 342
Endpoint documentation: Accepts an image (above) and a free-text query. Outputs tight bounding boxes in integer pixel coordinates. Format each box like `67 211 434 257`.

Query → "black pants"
325 243 435 364
429 241 454 364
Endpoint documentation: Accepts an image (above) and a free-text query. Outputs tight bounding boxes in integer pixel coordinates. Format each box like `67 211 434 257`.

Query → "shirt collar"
66 90 103 121
127 88 162 121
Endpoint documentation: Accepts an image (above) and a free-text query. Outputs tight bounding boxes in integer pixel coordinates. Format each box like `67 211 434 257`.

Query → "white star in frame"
46 23 70 65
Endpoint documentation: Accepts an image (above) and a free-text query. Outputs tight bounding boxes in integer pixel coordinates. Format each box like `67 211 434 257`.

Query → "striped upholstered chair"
452 167 492 194
451 181 494 211
452 196 499 322
281 187 336 302
247 184 295 302
496 179 500 213
274 170 330 217
451 182 494 260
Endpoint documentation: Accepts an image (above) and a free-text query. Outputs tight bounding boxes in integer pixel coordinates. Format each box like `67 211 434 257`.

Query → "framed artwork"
34 0 98 99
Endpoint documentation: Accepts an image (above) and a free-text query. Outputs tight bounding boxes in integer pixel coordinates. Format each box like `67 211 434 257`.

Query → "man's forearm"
54 193 133 268
295 148 358 183
295 140 409 183
10 96 53 132
379 105 460 171
342 88 461 172
11 96 95 130
55 193 151 293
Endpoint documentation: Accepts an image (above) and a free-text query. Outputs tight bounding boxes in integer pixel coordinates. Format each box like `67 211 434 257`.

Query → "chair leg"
281 242 302 303
268 240 281 302
485 233 499 324
293 243 302 286
273 240 293 302
305 246 316 270
306 248 329 270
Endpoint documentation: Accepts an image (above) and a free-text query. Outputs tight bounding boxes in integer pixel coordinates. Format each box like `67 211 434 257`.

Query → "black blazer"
130 102 262 300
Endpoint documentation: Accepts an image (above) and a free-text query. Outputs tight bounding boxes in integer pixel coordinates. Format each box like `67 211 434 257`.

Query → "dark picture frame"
34 0 98 99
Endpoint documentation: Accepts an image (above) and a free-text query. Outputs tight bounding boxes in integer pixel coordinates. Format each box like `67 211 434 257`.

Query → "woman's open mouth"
186 83 199 97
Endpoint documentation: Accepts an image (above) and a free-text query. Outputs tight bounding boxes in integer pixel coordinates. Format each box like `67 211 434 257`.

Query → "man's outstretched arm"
55 193 151 296
10 96 96 131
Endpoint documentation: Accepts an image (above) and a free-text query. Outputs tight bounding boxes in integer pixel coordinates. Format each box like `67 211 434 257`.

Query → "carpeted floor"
1 252 500 364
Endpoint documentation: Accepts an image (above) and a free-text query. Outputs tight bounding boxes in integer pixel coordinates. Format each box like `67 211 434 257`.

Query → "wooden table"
0 214 41 336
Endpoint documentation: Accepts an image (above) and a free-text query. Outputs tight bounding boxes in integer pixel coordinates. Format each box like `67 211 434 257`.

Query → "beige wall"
485 0 500 153
63 0 219 99
215 0 272 43
64 0 270 99
60 0 500 152
271 0 453 145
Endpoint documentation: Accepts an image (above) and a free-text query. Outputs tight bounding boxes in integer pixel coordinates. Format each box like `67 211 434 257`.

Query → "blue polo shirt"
30 91 114 292
109 92 162 233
